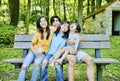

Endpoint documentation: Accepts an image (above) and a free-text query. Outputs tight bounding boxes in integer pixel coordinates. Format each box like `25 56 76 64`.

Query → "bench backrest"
14 34 110 49
14 35 33 49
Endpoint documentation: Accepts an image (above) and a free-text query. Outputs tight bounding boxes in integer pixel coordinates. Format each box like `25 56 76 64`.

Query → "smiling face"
70 23 77 31
52 18 61 28
39 17 47 29
60 23 69 32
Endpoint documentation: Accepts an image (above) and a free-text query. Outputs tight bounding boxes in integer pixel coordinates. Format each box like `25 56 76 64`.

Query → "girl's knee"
82 55 94 65
67 55 76 64
54 61 60 66
21 66 27 70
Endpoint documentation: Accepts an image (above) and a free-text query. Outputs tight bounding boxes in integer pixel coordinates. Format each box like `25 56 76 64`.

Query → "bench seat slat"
2 58 24 63
93 58 119 64
3 58 119 64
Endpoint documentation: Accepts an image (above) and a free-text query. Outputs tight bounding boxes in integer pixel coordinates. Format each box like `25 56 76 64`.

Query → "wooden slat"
79 42 110 49
14 42 31 49
2 58 24 63
3 58 119 64
79 34 109 41
15 34 109 42
14 41 110 49
93 58 119 64
15 35 33 42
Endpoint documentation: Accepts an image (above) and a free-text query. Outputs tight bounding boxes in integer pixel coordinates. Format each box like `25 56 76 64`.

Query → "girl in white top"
50 22 81 65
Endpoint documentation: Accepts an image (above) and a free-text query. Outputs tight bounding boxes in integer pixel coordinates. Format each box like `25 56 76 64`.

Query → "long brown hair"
36 16 50 40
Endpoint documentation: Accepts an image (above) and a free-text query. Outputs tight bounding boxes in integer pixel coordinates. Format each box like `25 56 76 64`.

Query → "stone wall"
84 12 106 34
105 1 120 35
84 1 120 35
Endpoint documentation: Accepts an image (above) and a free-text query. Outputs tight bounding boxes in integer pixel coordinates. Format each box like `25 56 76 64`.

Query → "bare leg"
81 55 94 81
67 55 76 81
54 47 67 60
55 49 69 64
50 47 67 66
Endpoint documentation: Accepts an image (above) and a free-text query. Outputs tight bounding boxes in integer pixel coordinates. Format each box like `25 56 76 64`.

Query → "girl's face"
40 17 47 28
60 23 69 32
70 23 77 31
52 18 61 28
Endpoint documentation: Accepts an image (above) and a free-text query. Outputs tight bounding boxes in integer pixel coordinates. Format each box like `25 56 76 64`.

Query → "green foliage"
0 24 18 47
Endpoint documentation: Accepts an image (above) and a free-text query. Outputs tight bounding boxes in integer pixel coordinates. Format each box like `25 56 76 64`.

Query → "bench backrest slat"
14 42 110 49
14 34 110 49
79 42 110 49
15 35 33 41
14 42 31 49
80 34 109 41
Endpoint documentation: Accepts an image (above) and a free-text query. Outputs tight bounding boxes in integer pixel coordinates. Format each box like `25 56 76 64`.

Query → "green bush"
0 24 18 47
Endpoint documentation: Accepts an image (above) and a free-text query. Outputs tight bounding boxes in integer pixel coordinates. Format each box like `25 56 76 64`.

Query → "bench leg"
22 49 29 58
96 64 102 81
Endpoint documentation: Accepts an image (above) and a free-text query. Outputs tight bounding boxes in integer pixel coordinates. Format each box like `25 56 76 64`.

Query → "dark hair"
72 22 81 33
36 16 50 39
54 21 70 39
50 15 61 25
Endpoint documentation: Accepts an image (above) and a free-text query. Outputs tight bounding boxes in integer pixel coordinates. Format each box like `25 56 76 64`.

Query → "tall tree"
87 0 90 15
25 0 31 34
46 0 49 22
78 0 83 29
73 0 76 18
8 0 19 25
91 0 95 12
96 0 102 9
63 0 67 20
105 0 114 3
58 0 61 16
0 0 1 6
53 0 57 15
39 0 42 15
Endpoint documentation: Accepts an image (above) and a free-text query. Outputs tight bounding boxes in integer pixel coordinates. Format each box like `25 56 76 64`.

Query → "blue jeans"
30 54 45 81
40 54 64 81
17 50 45 81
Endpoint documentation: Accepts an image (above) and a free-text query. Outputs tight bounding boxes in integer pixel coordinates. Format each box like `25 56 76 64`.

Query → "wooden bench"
2 34 119 81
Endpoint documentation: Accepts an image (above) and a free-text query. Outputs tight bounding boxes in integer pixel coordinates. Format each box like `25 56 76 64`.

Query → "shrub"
0 24 18 47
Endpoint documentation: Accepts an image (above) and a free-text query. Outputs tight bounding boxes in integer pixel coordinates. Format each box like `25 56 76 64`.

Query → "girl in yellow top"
18 16 55 81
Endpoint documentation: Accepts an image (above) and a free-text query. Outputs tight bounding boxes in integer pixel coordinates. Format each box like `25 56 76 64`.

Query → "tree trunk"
87 0 90 16
91 0 95 12
0 0 1 6
25 0 31 34
39 0 42 15
58 0 60 16
78 0 83 29
105 0 113 3
8 0 19 26
73 0 76 18
96 0 102 9
63 0 67 21
46 0 49 24
53 0 57 15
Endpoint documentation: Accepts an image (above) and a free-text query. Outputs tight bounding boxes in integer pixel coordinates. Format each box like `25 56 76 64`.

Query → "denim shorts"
75 50 87 62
